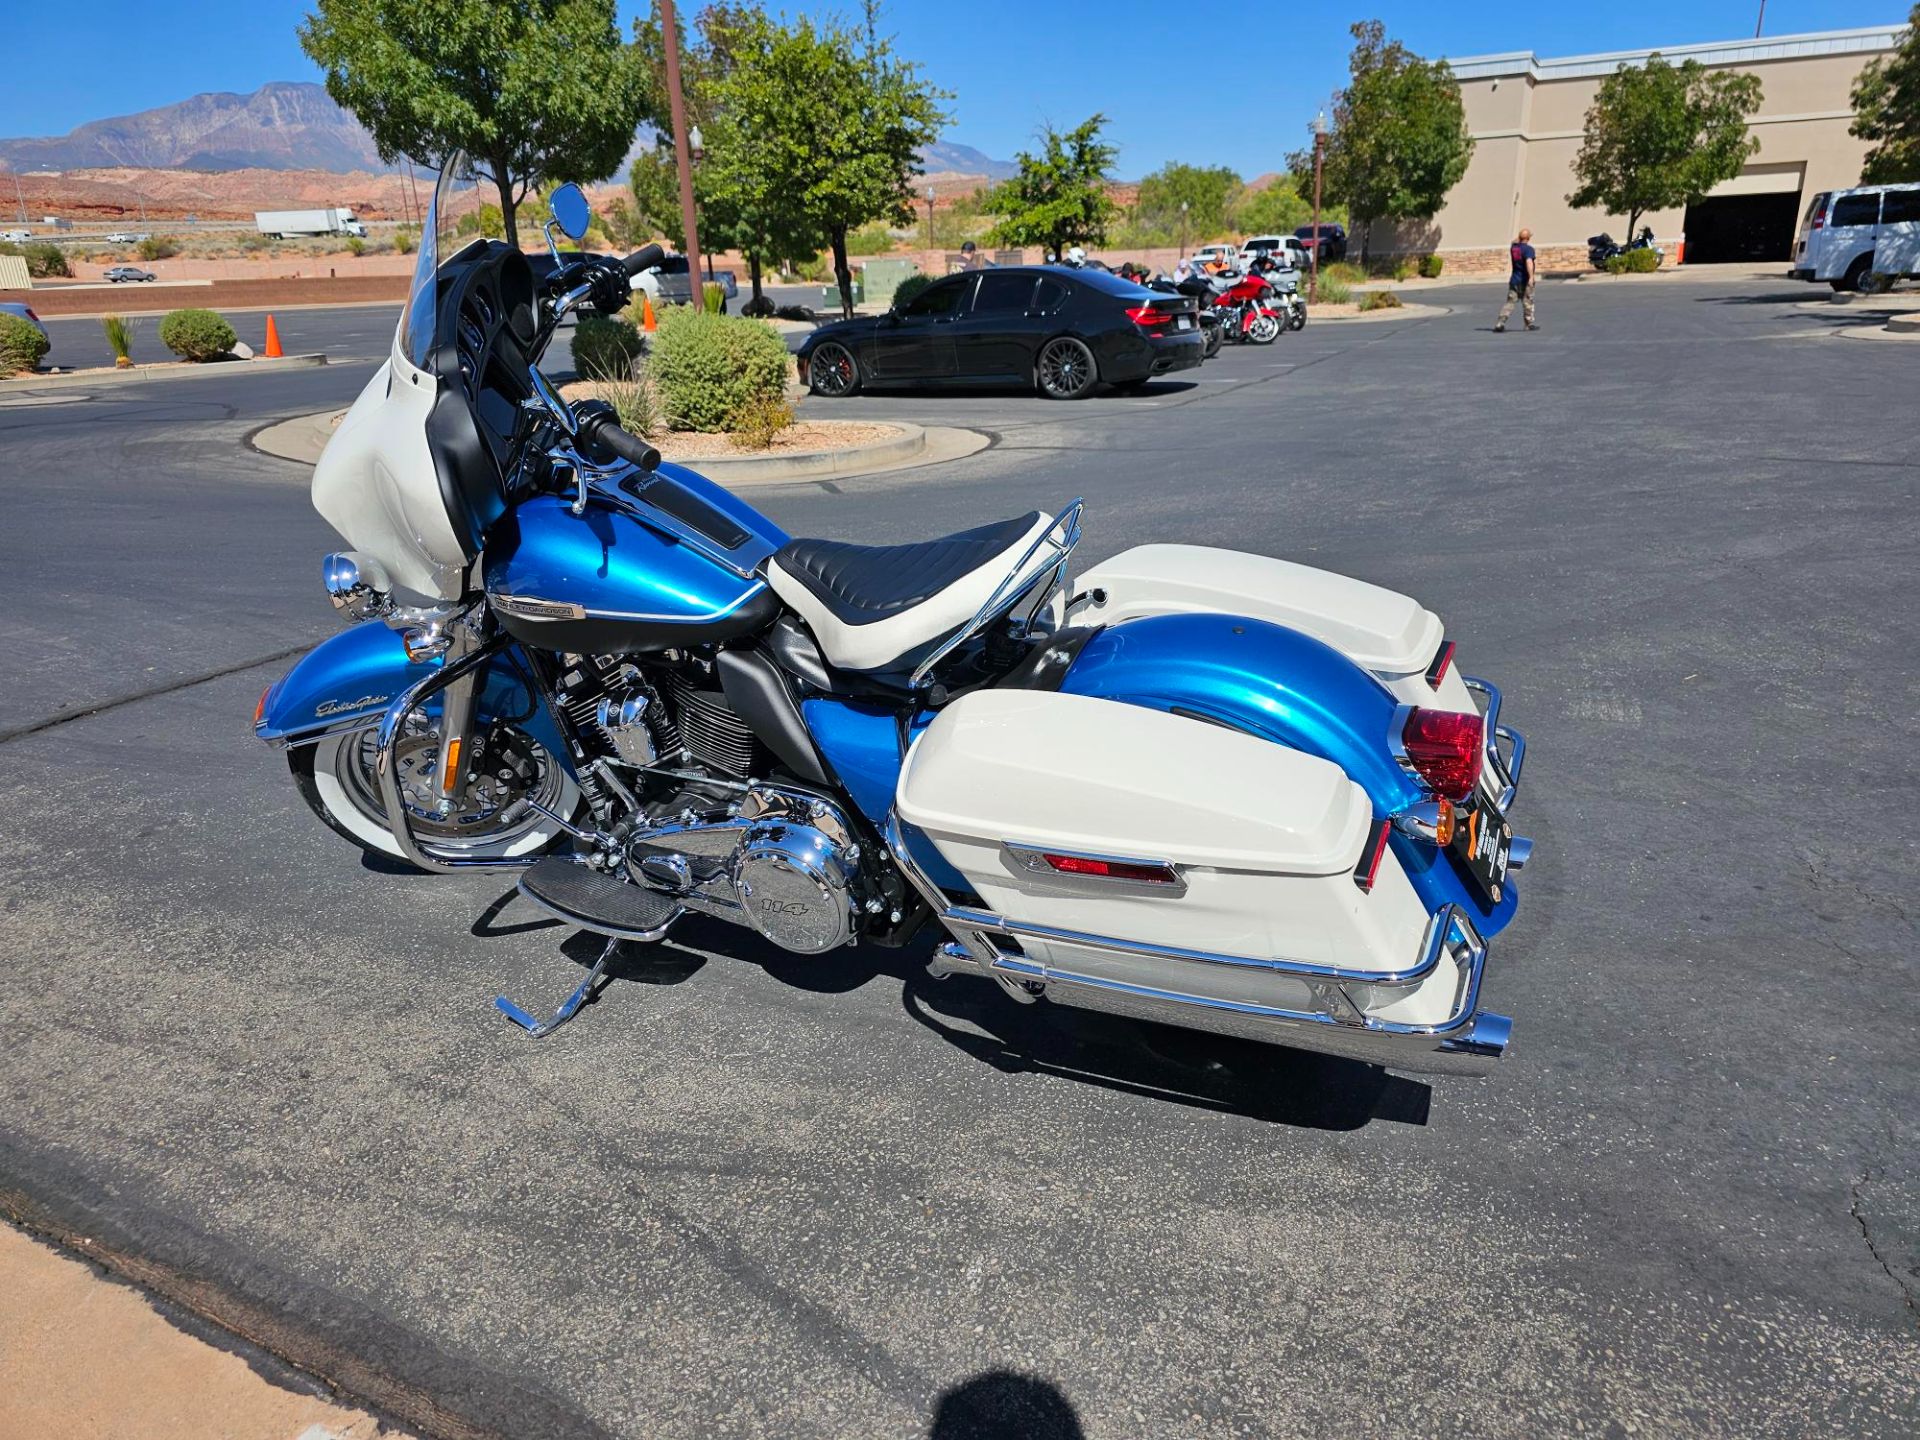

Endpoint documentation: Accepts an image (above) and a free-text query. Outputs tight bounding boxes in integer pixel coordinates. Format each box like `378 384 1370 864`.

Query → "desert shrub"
844 222 896 256
890 273 934 309
1391 259 1416 281
701 281 726 315
1604 253 1628 274
592 365 658 437
393 228 417 255
648 307 791 433
345 236 366 256
242 233 274 253
100 314 137 365
1317 274 1352 304
1359 290 1405 312
730 392 794 451
1418 254 1445 279
158 308 236 361
1320 261 1366 287
136 236 180 260
570 314 645 379
0 312 49 373
0 241 72 278
1626 246 1661 273
794 254 835 283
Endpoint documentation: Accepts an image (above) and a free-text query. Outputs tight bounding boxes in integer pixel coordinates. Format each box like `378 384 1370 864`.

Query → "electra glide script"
254 162 1533 1072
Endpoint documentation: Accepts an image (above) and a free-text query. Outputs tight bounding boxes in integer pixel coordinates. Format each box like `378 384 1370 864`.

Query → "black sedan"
799 266 1205 400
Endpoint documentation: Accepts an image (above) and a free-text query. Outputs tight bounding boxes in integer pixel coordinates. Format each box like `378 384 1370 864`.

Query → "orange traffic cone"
263 314 283 358
641 294 656 333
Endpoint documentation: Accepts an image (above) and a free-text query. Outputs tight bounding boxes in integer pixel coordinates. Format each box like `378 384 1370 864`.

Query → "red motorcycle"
1205 271 1285 345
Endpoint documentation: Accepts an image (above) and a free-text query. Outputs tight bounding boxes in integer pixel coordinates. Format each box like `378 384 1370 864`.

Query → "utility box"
820 280 864 307
860 257 919 308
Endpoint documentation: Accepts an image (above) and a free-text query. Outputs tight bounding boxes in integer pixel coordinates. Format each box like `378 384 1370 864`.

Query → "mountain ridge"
0 82 1016 182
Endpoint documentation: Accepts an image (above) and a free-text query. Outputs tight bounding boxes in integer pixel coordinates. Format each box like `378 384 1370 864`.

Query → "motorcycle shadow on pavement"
470 891 1429 1130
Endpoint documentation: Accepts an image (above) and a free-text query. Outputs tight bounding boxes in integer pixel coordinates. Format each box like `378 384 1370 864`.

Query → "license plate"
1176 314 1191 330
1450 797 1513 902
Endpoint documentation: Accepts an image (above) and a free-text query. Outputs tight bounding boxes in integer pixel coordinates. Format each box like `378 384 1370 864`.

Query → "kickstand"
495 934 624 1038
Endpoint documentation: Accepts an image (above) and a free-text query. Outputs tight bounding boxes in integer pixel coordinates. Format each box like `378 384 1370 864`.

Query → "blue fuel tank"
482 465 788 655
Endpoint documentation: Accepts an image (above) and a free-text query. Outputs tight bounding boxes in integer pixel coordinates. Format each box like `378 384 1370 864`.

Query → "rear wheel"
1202 323 1223 359
290 722 579 870
807 341 861 397
1842 254 1876 293
1036 336 1098 399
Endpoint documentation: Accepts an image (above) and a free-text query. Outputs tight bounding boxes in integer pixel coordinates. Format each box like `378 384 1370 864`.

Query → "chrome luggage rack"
1462 675 1526 812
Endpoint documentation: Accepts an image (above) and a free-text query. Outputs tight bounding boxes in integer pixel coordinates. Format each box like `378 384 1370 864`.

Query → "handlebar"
622 243 666 277
576 404 661 473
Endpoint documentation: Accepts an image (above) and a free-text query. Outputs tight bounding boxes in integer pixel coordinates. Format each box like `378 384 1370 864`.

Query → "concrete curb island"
251 408 992 484
2 354 328 389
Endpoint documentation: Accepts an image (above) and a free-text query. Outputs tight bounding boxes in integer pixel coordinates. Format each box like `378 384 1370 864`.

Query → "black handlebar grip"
577 408 660 472
623 243 667 276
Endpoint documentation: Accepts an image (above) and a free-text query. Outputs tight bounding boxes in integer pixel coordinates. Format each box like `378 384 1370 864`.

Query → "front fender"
253 621 568 768
1058 613 1517 936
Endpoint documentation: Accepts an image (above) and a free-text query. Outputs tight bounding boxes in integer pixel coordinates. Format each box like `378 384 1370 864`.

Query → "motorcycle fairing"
254 619 570 767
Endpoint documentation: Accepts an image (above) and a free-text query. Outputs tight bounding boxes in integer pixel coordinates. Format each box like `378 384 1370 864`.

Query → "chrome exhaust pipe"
1436 1010 1512 1071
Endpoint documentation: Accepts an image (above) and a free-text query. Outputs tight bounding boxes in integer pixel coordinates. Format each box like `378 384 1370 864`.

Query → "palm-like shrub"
100 314 137 367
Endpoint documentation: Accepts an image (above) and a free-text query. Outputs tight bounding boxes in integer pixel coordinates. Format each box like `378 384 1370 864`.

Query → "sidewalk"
0 1221 406 1440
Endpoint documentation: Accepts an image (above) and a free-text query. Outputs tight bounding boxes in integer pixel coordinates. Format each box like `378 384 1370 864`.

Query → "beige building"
1380 25 1903 271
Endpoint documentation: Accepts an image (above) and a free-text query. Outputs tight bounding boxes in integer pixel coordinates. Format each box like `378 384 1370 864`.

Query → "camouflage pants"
1496 281 1536 328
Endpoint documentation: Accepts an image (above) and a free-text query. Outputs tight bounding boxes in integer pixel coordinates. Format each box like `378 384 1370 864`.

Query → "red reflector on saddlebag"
1353 818 1392 892
1398 707 1485 802
1042 853 1181 884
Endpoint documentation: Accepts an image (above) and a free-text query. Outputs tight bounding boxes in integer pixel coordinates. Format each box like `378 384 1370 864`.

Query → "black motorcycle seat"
766 511 1054 672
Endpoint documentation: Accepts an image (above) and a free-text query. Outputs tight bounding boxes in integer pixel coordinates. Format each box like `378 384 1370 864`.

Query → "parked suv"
1240 235 1309 269
1294 223 1348 264
1789 183 1920 291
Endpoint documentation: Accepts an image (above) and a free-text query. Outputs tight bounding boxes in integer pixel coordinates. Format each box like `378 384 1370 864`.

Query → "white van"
1789 182 1920 291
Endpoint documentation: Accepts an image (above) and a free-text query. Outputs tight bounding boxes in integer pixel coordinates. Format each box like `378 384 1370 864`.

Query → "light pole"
1180 200 1189 259
688 124 713 283
926 185 936 254
659 0 704 293
1310 109 1327 304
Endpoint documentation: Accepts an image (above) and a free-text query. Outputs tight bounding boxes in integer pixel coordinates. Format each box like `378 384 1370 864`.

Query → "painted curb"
2 353 328 388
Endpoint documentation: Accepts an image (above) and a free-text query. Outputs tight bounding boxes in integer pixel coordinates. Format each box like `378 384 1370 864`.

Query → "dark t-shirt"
1510 242 1535 287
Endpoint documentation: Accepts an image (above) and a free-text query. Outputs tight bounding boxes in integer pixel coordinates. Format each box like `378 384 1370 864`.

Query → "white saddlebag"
895 690 1470 1033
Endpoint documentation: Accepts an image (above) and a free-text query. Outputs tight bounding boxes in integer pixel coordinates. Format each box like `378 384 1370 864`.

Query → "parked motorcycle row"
1060 248 1310 357
1588 226 1665 270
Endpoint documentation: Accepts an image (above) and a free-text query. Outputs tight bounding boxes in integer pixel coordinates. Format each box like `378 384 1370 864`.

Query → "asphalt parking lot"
1 273 1915 1439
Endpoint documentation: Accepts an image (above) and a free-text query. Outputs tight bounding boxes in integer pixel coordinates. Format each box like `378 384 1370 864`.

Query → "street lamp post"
926 185 936 254
1310 109 1327 304
688 124 713 284
1180 200 1189 259
659 0 704 292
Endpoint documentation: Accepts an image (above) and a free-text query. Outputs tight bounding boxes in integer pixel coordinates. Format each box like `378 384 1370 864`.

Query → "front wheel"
290 722 580 869
1035 336 1098 399
1246 311 1281 345
807 341 861 397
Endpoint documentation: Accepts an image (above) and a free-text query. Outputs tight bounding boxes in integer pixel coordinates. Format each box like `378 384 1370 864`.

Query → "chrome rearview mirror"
549 183 591 242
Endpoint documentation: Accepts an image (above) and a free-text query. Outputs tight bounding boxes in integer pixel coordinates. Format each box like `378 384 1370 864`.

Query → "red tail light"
1125 305 1174 327
1040 852 1180 885
1398 707 1484 802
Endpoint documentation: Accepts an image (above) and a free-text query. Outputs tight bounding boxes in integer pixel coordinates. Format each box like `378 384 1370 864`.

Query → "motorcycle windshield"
395 153 501 373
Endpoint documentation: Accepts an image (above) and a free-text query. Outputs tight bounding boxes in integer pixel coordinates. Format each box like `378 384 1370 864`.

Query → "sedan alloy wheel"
807 342 860 397
1036 336 1097 400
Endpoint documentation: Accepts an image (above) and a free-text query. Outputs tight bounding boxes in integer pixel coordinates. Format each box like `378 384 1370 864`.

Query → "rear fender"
1056 612 1516 935
253 620 569 767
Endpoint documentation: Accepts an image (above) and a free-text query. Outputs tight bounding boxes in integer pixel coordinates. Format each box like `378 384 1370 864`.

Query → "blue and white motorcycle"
255 160 1532 1073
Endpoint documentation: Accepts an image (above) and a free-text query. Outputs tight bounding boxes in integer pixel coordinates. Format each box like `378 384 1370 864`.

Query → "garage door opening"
1683 192 1802 263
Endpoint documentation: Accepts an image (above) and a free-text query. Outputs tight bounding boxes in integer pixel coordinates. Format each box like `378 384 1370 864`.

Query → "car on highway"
0 229 32 243
798 264 1205 400
1 301 49 359
1294 222 1349 263
103 232 151 245
103 266 158 283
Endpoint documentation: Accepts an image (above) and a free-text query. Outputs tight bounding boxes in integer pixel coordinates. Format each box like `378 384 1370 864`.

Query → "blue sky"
0 1 1901 178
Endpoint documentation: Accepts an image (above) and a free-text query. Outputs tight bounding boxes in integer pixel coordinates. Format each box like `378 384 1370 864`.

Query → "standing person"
1495 228 1539 332
959 240 986 271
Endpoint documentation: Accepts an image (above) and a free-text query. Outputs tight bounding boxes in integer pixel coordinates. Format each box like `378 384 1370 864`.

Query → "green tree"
1851 4 1920 183
1229 177 1321 238
1565 53 1763 243
300 0 650 248
701 9 944 317
1133 162 1241 244
984 115 1119 260
1287 21 1474 262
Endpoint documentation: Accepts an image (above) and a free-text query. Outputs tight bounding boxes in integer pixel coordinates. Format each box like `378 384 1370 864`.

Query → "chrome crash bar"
910 499 1084 688
1462 675 1526 812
